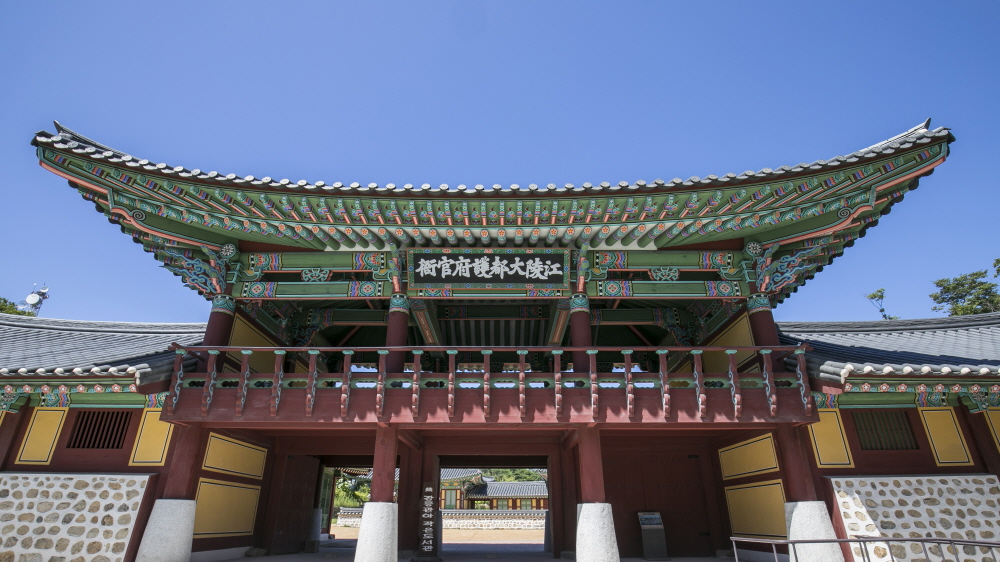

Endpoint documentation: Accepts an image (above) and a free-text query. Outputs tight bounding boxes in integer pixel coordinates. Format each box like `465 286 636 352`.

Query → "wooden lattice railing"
164 344 813 423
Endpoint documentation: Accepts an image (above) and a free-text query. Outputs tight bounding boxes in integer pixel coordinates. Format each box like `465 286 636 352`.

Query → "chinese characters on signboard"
420 484 437 554
407 249 570 289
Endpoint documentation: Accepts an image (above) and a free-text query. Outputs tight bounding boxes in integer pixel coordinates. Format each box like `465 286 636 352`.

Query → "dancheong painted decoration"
6 120 999 562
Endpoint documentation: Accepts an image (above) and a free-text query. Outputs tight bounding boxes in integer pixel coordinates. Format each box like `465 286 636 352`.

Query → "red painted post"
385 294 410 374
569 294 592 374
775 423 818 501
162 423 206 499
577 426 606 503
746 291 780 347
371 424 399 503
204 293 237 347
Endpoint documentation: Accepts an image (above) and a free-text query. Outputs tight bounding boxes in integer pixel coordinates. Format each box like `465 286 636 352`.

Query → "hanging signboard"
407 248 571 290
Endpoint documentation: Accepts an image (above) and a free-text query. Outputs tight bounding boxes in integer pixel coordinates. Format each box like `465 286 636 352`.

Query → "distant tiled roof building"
466 480 548 499
778 313 1000 382
0 312 204 381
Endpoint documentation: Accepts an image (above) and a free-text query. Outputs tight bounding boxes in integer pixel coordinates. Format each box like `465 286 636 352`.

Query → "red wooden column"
162 423 207 499
577 426 606 503
204 292 237 347
775 423 818 501
569 294 592 373
371 424 399 503
398 441 424 551
548 449 565 556
385 294 410 374
560 445 579 551
746 292 780 346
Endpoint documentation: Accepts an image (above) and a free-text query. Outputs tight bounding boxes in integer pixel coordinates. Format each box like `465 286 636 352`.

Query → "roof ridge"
0 312 206 334
778 312 1000 334
33 120 953 196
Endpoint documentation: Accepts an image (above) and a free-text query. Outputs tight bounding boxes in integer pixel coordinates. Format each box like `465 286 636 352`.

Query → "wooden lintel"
561 429 579 451
397 429 423 450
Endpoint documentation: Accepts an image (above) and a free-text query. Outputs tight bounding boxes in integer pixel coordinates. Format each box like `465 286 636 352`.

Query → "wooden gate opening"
437 458 550 556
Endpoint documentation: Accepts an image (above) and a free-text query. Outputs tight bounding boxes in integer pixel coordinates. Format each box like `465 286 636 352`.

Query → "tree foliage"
0 297 34 317
481 468 544 482
930 260 1000 316
865 288 899 320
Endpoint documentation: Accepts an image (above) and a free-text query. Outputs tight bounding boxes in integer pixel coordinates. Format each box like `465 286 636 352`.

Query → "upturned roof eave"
32 120 954 199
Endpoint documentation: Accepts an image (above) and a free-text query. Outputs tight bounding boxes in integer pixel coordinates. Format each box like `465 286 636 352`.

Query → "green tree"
0 297 34 317
929 260 1000 316
481 468 544 482
865 288 899 320
333 472 371 508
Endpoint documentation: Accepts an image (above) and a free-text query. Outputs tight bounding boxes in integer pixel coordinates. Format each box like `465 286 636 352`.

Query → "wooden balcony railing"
163 345 814 424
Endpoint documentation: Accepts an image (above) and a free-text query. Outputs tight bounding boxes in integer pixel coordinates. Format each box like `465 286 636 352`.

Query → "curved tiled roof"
32 120 953 197
440 468 483 481
466 480 548 499
778 313 1000 381
0 313 205 379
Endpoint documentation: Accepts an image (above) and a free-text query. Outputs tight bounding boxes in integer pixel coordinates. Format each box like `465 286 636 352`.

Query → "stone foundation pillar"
356 502 399 562
576 503 619 562
575 426 618 562
785 501 844 562
135 499 197 562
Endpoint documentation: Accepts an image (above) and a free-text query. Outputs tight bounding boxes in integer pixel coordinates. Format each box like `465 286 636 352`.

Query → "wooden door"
270 455 321 554
603 444 714 557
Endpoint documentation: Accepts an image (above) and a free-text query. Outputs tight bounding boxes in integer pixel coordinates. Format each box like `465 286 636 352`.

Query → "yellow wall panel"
719 433 779 480
919 407 974 466
808 409 855 468
202 432 268 479
724 479 787 538
703 314 755 373
229 315 281 373
16 407 68 465
193 478 261 537
129 408 174 466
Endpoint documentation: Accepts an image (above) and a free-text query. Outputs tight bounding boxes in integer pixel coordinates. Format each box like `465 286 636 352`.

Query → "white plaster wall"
830 474 1000 562
0 472 152 562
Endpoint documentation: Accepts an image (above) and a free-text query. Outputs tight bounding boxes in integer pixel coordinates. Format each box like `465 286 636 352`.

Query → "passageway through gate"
435 458 550 557
254 427 749 558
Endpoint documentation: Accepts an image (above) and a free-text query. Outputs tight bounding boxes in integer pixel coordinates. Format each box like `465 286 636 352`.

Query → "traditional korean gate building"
5 120 1000 561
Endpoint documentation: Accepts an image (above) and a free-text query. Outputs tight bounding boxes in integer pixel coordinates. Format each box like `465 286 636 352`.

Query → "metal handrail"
732 535 1000 562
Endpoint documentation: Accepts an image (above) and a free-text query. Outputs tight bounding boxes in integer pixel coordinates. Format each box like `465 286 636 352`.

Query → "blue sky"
1 2 997 323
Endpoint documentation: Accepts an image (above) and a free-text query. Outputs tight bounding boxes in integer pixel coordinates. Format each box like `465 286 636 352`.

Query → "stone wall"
441 509 546 530
829 474 1000 562
333 508 547 530
0 472 151 562
335 508 362 528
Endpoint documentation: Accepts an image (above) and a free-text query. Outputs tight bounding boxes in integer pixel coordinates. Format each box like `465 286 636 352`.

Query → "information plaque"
637 511 669 560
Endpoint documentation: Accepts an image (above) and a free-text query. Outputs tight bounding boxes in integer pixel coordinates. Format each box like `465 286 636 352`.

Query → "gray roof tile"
778 313 1000 380
466 480 548 499
0 313 205 379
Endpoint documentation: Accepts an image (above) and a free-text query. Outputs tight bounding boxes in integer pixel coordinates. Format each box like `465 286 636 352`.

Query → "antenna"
19 283 51 315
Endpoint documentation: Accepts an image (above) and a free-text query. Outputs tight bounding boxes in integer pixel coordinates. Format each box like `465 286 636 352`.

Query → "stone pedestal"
356 502 398 562
785 501 844 562
310 507 323 540
576 503 619 562
135 499 197 562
